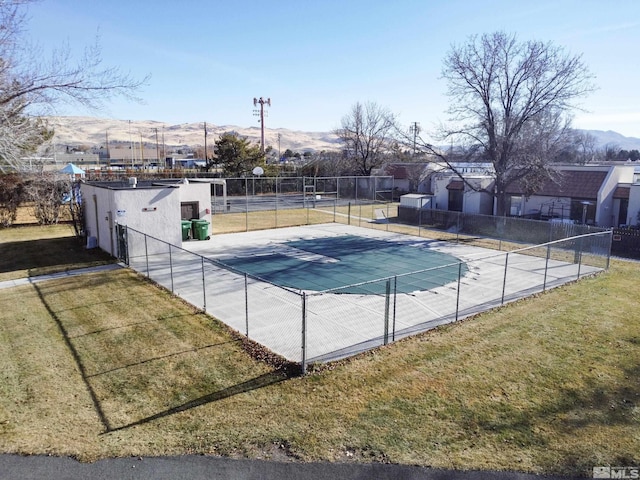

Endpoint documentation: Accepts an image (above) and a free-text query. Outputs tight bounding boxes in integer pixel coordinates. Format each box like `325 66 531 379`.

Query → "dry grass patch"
0 224 637 476
211 208 336 234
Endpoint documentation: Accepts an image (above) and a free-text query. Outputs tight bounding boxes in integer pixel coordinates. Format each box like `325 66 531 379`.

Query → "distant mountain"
582 130 640 151
44 116 342 153
43 116 640 154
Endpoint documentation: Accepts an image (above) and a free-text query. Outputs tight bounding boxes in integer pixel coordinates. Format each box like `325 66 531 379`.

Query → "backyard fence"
398 206 608 247
211 175 393 214
118 224 612 373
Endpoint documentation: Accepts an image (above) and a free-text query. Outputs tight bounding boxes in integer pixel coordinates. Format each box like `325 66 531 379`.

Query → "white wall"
431 174 493 214
81 183 115 255
597 165 635 227
628 184 640 226
81 182 212 259
179 182 212 223
112 187 182 251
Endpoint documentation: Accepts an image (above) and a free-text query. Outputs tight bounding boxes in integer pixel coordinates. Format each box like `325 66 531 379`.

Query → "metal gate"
116 224 129 264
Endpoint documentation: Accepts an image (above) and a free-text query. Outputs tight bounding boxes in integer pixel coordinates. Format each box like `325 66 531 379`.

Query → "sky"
24 0 640 139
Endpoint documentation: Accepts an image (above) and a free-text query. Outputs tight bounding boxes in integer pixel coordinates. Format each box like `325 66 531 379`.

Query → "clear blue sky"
26 0 640 138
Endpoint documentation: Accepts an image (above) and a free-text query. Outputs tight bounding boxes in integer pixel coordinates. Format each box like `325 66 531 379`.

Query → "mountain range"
45 116 341 153
44 116 640 153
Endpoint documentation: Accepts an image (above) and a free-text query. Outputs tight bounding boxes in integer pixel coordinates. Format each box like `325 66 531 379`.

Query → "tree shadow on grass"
0 237 113 275
452 360 640 475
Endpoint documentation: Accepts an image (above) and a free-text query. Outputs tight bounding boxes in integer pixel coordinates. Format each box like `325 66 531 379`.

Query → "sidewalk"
0 454 580 480
0 263 123 290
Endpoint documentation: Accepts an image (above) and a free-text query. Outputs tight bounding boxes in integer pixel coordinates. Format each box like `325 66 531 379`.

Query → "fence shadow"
33 282 112 432
107 367 294 433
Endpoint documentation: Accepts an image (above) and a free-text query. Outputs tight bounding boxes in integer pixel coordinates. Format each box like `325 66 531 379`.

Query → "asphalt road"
0 454 583 480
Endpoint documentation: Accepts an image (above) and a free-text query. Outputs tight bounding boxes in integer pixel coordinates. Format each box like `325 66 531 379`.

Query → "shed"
400 193 434 209
80 178 211 258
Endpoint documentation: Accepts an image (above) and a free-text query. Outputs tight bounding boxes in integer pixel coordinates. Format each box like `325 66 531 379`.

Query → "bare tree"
0 0 148 172
334 101 397 176
0 172 24 226
24 172 70 224
412 32 595 216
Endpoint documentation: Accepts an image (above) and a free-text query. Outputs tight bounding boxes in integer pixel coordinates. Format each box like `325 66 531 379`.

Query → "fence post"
606 231 612 270
383 279 391 345
169 244 174 293
144 234 149 278
456 212 461 244
245 273 250 337
392 276 398 341
501 252 509 305
333 199 336 223
455 262 462 322
576 236 584 280
275 184 278 228
245 178 249 232
543 243 551 292
301 293 307 374
201 256 207 311
418 207 422 237
348 202 351 225
358 203 362 227
386 202 390 231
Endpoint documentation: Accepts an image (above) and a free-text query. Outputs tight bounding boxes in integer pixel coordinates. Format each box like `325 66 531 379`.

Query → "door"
181 201 199 220
448 189 463 212
116 224 128 264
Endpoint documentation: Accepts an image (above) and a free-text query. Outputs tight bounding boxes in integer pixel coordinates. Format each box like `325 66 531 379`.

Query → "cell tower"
253 97 271 153
409 122 421 156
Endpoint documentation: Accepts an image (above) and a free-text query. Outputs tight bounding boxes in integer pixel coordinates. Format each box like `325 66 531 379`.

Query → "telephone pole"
253 97 271 153
204 122 208 164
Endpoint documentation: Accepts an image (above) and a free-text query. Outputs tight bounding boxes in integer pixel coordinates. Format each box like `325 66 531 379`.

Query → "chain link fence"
118 224 611 373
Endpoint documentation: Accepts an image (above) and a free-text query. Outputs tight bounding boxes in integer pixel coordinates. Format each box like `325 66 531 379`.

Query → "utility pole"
277 132 281 161
409 122 420 156
253 97 271 153
129 120 134 169
105 129 110 168
162 126 166 169
154 128 160 168
203 122 208 165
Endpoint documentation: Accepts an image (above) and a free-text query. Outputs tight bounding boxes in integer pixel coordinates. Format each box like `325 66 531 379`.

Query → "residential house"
505 164 637 227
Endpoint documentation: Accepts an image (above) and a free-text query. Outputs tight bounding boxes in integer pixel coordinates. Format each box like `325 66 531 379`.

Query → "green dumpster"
181 220 192 241
191 219 210 240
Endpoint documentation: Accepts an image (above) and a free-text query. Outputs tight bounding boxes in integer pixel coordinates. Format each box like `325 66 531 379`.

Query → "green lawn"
0 224 638 476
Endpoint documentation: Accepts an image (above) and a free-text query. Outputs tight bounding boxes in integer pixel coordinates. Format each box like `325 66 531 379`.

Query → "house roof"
505 170 608 199
386 164 408 180
614 185 631 199
446 180 465 191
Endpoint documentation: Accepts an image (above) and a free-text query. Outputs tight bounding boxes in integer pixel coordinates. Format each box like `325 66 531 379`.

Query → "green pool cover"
221 235 466 295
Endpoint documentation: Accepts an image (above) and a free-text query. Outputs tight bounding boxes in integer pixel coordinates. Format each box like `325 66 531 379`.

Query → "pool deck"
133 224 602 364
